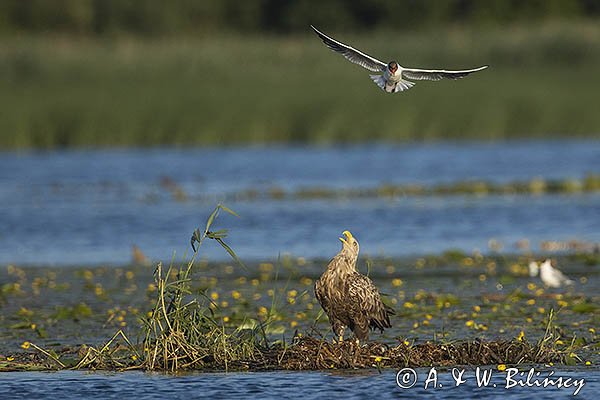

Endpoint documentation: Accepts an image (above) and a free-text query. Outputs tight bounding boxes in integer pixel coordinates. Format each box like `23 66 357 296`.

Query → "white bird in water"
539 259 574 288
311 25 488 93
528 261 540 277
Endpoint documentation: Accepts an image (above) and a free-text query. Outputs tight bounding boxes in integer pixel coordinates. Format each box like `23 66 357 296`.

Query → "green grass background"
1 22 599 149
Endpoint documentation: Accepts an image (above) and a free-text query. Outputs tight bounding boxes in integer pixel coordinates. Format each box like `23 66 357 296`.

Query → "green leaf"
215 238 247 270
219 204 240 218
206 229 228 239
204 206 221 233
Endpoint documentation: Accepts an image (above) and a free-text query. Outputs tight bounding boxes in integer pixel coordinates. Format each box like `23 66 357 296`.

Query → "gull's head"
388 61 399 74
339 230 359 257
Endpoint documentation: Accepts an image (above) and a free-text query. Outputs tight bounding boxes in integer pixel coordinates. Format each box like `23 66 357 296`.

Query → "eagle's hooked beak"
339 230 353 245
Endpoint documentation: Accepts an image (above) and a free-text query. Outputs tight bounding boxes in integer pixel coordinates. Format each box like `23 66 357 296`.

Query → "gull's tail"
369 75 415 93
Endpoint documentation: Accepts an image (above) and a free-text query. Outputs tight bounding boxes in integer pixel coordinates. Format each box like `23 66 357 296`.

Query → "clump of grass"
141 204 266 371
74 330 138 370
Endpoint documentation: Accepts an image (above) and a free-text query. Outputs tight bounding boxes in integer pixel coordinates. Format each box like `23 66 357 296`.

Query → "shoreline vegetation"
155 175 600 203
1 206 598 373
2 21 600 149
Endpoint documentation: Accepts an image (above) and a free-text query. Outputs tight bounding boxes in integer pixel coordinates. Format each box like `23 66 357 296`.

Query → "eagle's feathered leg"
353 316 370 342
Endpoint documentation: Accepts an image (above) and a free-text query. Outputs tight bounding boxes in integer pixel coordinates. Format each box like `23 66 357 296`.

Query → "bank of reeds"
1 21 600 149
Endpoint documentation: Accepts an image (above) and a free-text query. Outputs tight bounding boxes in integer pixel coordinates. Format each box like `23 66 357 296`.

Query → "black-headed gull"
539 259 574 288
311 25 488 93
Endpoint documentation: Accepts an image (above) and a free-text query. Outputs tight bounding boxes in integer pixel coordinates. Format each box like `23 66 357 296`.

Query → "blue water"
1 141 600 265
0 368 596 399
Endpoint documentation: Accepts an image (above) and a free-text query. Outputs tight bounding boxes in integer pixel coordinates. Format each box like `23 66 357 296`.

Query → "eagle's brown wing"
347 273 394 336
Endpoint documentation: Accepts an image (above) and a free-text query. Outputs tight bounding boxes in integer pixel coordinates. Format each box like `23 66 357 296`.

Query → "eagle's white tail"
369 75 415 93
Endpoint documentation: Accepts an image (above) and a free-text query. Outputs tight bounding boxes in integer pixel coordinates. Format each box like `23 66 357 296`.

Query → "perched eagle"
315 230 394 342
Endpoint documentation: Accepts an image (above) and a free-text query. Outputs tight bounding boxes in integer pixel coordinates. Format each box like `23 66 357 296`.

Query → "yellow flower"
6 357 14 361
465 320 475 327
259 263 274 272
557 300 568 307
287 290 298 297
374 356 382 363
497 364 507 371
392 278 403 287
527 283 536 291
210 292 219 301
403 340 410 346
517 331 525 341
223 316 230 323
125 271 134 280
131 355 138 361
585 361 592 366
556 300 569 307
21 341 31 350
30 324 36 330
589 328 596 334
290 320 298 328
231 290 241 300
220 301 229 308
18 307 34 317
537 307 545 314
526 299 536 305
473 305 481 313
425 314 433 320
403 301 415 309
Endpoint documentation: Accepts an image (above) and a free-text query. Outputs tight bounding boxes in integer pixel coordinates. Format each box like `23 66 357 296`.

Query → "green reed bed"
1 21 600 149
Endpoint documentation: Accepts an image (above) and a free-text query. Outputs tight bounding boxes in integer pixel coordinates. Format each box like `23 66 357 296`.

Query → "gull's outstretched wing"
311 25 386 73
402 65 488 81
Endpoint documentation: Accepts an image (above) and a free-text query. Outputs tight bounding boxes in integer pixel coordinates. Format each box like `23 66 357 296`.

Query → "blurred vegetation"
0 2 599 148
0 0 599 35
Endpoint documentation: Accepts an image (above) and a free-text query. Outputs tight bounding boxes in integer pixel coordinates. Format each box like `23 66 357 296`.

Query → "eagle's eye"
353 241 358 248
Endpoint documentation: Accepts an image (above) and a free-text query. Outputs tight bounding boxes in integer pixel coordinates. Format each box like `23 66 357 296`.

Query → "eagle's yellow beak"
339 230 353 244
